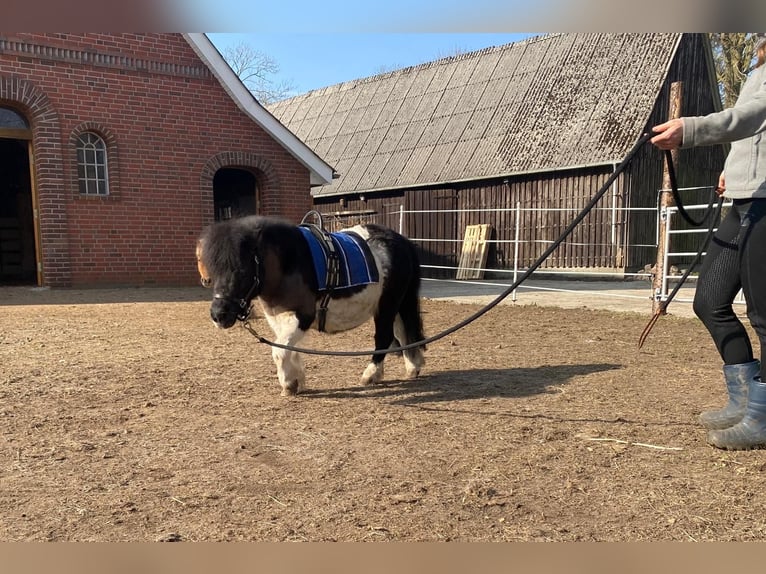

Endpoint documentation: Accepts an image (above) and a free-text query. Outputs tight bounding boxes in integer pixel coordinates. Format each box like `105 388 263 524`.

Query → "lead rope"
242 132 662 357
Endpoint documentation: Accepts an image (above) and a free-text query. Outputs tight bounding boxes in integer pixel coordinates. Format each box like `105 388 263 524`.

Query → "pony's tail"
399 243 426 349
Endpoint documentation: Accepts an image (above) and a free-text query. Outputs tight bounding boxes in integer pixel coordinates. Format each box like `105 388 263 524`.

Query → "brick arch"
200 151 281 224
69 122 121 197
0 75 69 286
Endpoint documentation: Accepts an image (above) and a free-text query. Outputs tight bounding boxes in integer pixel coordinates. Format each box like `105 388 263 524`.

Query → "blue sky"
200 0 544 96
184 0 759 38
195 0 551 33
207 33 536 96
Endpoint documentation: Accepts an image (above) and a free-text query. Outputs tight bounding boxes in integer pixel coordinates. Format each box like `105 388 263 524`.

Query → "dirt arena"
2 285 766 541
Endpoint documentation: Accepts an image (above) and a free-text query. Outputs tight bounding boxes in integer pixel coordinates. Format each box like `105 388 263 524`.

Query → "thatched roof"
268 33 683 197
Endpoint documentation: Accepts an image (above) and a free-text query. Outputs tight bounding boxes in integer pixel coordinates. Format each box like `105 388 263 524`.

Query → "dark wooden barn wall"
451 169 625 277
314 166 626 280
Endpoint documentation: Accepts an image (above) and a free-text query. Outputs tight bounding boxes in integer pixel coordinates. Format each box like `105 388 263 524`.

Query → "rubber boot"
699 360 760 430
708 376 766 450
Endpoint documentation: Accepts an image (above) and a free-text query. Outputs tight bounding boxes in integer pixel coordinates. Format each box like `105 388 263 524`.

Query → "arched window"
0 106 31 141
0 106 29 129
76 132 109 196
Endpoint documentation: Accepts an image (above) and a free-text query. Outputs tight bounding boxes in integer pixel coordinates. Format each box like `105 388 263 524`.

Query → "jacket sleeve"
682 85 766 147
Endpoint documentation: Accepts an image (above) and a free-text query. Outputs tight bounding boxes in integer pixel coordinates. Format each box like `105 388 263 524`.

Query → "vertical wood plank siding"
315 166 624 280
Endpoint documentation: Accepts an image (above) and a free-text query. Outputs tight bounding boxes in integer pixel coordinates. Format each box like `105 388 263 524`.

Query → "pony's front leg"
265 312 307 396
272 346 306 396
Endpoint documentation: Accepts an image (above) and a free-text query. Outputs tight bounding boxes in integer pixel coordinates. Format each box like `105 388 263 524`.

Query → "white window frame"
76 132 109 196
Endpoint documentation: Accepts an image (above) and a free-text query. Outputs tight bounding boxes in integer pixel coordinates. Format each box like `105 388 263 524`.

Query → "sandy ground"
1 282 764 542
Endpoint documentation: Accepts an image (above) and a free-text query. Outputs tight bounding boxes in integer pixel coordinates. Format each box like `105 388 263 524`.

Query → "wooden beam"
652 81 683 314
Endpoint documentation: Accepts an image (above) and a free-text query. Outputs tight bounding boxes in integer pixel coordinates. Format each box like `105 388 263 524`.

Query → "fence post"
512 201 520 302
652 81 683 315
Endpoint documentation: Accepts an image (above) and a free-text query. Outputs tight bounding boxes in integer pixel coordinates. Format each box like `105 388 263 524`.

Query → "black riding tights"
693 198 766 379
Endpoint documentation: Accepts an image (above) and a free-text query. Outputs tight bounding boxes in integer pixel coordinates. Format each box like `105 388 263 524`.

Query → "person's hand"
651 118 684 150
716 172 726 196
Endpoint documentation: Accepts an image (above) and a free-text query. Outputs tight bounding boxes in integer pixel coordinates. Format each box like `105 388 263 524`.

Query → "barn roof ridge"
299 33 565 100
266 33 692 197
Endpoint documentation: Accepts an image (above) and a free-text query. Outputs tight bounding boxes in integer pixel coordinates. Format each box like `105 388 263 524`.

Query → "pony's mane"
198 215 293 278
199 216 259 278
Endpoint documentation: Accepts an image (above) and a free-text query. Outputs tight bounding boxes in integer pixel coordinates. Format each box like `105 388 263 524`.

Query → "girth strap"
300 222 340 332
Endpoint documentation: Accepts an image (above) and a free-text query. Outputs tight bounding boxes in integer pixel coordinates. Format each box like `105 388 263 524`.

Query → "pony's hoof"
361 363 383 385
404 354 424 378
280 380 300 396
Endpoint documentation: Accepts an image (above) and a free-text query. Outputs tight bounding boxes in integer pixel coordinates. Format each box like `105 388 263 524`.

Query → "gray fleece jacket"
682 63 766 199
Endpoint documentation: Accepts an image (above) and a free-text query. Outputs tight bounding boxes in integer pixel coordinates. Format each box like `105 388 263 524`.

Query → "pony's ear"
195 238 212 287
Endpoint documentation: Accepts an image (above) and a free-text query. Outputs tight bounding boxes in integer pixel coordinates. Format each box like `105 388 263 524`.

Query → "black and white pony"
196 215 426 396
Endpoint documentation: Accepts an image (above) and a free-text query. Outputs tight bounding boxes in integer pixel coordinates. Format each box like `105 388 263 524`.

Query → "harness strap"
300 222 341 332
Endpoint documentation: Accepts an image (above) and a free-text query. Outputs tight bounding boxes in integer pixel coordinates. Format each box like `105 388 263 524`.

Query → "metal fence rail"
319 187 746 309
660 202 745 306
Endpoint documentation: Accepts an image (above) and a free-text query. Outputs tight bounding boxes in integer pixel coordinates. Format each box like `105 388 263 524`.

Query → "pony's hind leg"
394 314 425 378
393 275 426 378
265 312 307 396
361 314 396 385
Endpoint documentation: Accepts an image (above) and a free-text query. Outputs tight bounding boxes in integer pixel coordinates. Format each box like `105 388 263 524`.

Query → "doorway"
213 168 259 221
0 137 37 285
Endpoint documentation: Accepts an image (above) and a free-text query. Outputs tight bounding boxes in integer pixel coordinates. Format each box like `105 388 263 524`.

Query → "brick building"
0 33 335 287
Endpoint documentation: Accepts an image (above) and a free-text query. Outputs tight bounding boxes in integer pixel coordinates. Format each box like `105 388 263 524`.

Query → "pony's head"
197 218 262 329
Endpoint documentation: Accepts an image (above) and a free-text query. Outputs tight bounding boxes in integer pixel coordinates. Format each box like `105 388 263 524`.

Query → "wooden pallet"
456 224 492 279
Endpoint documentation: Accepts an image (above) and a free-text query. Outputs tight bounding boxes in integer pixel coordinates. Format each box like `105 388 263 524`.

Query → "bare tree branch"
710 33 760 108
220 40 297 105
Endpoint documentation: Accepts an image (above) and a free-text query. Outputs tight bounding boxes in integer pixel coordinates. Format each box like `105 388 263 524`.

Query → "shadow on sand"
302 362 622 405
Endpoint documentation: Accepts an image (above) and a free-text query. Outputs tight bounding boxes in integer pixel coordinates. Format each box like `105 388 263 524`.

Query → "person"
651 35 766 450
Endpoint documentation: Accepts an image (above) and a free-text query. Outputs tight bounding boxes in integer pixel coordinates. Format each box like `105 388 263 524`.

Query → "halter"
214 254 261 322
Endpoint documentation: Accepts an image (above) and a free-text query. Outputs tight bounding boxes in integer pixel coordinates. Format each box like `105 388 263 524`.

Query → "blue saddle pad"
298 227 379 291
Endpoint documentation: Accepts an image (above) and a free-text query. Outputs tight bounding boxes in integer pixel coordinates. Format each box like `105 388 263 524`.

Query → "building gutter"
313 159 624 199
